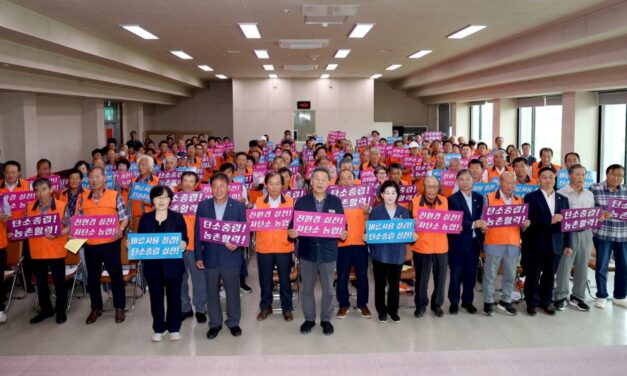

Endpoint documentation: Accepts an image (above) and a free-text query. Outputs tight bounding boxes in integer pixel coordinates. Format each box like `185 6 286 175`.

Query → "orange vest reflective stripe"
80 189 120 245
26 199 68 259
411 194 448 254
130 175 159 218
484 191 523 246
254 195 294 254
339 207 366 247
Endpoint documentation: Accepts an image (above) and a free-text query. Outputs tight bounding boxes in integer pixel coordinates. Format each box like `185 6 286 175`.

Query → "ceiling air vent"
284 65 319 72
279 39 329 49
302 5 359 24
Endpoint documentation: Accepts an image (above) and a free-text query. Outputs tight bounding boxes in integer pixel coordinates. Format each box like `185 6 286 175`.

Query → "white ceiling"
5 0 612 82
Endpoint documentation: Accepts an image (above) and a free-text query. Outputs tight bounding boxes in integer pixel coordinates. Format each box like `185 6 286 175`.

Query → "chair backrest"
6 241 23 266
64 250 81 266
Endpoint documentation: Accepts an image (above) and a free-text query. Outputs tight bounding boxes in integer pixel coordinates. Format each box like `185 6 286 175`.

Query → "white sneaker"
613 298 627 308
151 332 164 342
0 311 7 324
169 332 181 341
595 298 606 309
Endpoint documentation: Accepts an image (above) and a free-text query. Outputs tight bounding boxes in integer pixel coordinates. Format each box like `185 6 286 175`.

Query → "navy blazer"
523 189 572 256
194 197 247 269
289 193 345 263
137 209 188 279
447 190 484 254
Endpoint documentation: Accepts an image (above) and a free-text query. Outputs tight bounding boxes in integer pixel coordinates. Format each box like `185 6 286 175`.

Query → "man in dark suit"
194 172 247 339
447 169 486 314
522 167 572 316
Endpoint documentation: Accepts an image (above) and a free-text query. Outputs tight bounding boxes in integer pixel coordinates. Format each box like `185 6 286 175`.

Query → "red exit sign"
297 101 311 110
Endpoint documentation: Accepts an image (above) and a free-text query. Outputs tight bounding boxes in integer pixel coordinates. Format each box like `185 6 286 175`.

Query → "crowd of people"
0 129 624 343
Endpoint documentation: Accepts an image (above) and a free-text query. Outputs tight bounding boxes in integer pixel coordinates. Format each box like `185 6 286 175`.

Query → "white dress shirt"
541 189 556 216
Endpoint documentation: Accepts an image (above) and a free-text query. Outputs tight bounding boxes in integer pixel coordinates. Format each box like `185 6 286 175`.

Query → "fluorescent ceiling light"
269 74 278 79
408 49 432 59
197 65 213 71
254 49 270 59
320 74 330 79
215 74 228 79
334 49 351 58
120 25 158 40
370 74 382 79
238 23 261 39
170 50 193 60
385 64 402 71
263 64 275 71
447 25 486 39
349 23 375 38
326 64 338 71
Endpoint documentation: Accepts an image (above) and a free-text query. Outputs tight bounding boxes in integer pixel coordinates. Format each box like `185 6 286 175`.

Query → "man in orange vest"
26 178 71 324
531 147 560 180
80 166 129 325
486 150 513 182
482 172 530 316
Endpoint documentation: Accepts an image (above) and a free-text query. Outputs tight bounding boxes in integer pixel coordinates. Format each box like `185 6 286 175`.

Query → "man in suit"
523 167 572 316
447 169 486 314
195 172 247 339
288 168 347 336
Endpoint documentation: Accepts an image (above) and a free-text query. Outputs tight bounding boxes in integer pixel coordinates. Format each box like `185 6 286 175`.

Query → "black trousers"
0 248 6 311
523 248 558 308
144 260 183 333
32 257 66 314
448 238 481 306
84 240 125 310
372 260 402 316
22 240 34 289
257 252 293 312
413 252 448 311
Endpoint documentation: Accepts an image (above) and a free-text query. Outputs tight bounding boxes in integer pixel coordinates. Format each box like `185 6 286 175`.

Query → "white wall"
374 81 428 126
233 78 374 151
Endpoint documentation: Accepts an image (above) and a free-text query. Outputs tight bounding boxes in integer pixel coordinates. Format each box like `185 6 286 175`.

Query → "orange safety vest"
531 162 560 180
339 207 367 247
484 190 524 247
487 165 513 182
59 188 91 216
79 189 121 246
411 194 448 254
0 178 31 219
26 198 68 259
254 194 294 253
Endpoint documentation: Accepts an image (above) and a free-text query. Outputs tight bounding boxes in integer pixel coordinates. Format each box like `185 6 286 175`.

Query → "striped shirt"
591 181 627 242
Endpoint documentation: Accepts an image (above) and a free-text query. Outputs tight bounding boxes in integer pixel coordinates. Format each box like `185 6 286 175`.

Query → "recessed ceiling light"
197 65 213 71
348 23 375 38
326 64 338 71
370 74 382 79
447 25 486 39
238 23 261 39
320 74 330 79
215 74 228 79
254 49 270 59
269 74 278 79
170 50 193 60
385 64 402 71
408 50 432 59
120 25 158 40
334 49 351 58
227 50 241 54
263 64 275 71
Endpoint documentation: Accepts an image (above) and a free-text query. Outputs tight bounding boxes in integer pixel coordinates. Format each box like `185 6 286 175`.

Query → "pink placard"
292 210 346 238
607 198 627 221
253 165 268 183
305 165 316 179
423 131 443 142
116 171 136 187
200 183 244 201
7 214 61 240
482 204 529 228
284 189 308 200
327 184 374 208
460 158 471 168
561 207 603 232
2 191 36 211
246 207 293 231
390 147 408 160
413 165 430 179
27 174 62 191
170 191 204 215
440 170 457 188
71 215 118 238
403 155 421 168
398 185 418 203
415 209 463 233
198 218 249 247
359 169 377 184
158 171 183 187
357 138 368 148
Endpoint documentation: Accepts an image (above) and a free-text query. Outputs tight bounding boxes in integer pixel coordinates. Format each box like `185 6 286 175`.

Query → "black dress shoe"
207 326 222 339
85 309 102 324
541 306 556 316
300 320 316 334
432 307 444 318
30 310 54 324
414 309 425 318
182 310 194 321
240 281 253 293
320 321 334 336
526 306 537 316
195 312 207 323
115 308 125 323
449 304 459 314
230 326 242 337
56 313 67 324
461 303 478 314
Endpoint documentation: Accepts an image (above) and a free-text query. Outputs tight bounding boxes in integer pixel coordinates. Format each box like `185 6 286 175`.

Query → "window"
517 105 562 163
599 104 627 180
470 102 493 144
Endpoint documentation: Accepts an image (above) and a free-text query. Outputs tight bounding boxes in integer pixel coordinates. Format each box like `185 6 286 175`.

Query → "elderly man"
482 172 530 316
487 150 512 182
